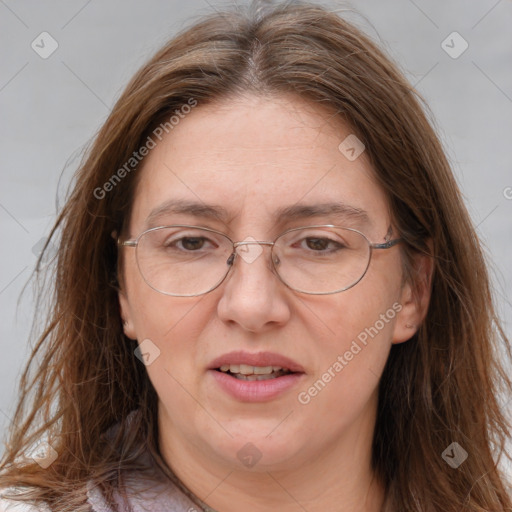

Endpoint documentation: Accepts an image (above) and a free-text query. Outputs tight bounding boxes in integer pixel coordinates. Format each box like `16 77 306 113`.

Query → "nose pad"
224 243 279 279
234 239 266 265
226 253 236 266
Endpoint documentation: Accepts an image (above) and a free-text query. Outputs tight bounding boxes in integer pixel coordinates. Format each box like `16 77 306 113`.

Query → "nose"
216 242 291 332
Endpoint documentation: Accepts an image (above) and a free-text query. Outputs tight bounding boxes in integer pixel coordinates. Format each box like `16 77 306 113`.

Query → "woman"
1 2 511 511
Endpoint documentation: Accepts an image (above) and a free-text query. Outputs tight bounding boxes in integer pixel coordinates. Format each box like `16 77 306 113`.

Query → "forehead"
129 94 390 235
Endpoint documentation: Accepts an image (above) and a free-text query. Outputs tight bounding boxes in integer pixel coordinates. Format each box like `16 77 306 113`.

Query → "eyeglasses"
117 224 402 296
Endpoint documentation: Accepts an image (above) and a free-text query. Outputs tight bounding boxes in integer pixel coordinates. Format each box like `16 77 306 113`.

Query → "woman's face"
119 94 419 474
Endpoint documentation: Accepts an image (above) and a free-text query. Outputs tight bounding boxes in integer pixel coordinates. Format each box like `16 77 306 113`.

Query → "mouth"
215 364 294 381
208 351 305 402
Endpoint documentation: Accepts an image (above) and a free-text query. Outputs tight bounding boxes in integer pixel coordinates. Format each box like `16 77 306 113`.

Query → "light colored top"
0 493 50 512
0 475 201 511
0 411 207 511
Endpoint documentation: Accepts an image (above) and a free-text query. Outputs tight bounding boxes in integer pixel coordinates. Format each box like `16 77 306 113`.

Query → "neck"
158 403 386 512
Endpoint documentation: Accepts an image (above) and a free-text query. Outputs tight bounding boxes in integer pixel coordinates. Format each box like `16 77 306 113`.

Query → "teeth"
218 364 288 376
235 373 279 381
253 366 274 375
239 364 254 375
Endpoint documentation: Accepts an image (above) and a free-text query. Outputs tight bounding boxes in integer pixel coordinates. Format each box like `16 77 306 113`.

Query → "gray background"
1 0 511 473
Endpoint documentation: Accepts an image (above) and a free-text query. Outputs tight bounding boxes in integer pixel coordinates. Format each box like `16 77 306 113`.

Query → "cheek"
123 255 213 386
296 304 395 434
132 295 223 443
130 294 210 367
123 248 210 341
311 254 402 348
297 259 402 418
129 295 213 431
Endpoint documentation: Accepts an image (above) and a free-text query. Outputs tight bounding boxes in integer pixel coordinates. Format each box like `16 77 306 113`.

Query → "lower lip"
209 370 305 402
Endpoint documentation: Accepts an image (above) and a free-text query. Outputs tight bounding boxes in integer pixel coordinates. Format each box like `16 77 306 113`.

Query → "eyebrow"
145 198 370 228
275 202 370 226
145 199 231 227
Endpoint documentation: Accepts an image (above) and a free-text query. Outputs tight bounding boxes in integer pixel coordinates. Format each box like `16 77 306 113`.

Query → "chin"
203 424 308 471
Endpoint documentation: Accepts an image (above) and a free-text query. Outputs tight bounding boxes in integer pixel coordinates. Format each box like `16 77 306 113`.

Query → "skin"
118 94 431 512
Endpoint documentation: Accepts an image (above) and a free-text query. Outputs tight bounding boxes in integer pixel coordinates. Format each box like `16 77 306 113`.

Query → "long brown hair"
1 2 511 511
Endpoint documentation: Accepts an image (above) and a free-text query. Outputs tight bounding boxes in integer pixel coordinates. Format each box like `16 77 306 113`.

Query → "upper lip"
208 351 305 373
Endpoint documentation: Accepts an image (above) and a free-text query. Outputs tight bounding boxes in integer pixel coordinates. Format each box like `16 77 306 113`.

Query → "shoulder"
0 489 51 512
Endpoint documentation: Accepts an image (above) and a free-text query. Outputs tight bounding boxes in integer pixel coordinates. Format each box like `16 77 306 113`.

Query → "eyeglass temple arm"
371 238 402 250
112 229 136 247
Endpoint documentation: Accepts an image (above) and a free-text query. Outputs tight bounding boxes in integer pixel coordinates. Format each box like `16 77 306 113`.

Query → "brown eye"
300 237 345 253
305 238 329 251
178 237 207 251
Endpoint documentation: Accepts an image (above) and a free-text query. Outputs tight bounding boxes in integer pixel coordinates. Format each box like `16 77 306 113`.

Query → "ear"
112 228 138 341
392 248 433 344
118 288 138 340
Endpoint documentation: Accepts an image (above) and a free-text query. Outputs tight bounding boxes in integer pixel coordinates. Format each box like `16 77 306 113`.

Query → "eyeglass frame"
117 224 402 297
